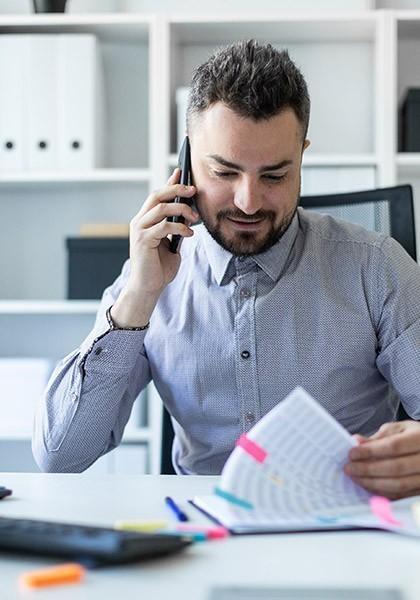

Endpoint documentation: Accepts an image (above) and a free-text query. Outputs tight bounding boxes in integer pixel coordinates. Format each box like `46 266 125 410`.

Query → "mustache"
217 209 275 222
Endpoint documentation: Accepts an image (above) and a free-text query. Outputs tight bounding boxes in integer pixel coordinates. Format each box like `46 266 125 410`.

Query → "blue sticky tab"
214 487 254 510
163 530 207 542
315 515 339 524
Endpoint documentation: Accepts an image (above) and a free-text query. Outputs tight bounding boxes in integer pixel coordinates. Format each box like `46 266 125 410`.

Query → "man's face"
190 103 310 256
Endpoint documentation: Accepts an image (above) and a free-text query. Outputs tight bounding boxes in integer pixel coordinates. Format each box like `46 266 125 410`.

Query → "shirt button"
240 288 251 298
94 347 103 356
245 412 255 424
241 350 250 359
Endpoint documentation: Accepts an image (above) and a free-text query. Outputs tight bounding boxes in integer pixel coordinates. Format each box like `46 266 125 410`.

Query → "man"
33 41 420 499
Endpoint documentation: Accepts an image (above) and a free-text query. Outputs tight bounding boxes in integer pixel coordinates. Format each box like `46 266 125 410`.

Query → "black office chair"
160 185 418 472
161 408 176 475
300 184 416 261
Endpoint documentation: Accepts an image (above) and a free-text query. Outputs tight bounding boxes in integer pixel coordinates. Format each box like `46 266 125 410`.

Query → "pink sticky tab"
370 495 402 527
236 434 267 463
205 526 229 540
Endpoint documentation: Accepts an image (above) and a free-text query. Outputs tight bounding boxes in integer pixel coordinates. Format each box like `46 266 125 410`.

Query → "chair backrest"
161 407 176 474
301 183 416 421
300 184 416 261
160 185 417 471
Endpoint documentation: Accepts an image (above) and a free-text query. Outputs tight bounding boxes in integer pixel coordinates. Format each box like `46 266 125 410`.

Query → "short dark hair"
187 39 310 140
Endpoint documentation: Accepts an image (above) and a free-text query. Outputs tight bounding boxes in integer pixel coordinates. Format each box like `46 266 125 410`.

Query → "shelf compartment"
170 14 377 44
0 300 100 314
0 14 152 43
169 19 376 156
0 16 151 170
0 169 151 187
397 153 420 168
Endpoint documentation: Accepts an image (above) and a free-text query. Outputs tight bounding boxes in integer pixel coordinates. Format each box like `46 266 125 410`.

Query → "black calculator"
0 486 12 499
0 515 192 567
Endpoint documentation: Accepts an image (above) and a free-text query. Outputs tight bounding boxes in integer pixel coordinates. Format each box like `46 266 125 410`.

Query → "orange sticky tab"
19 563 85 588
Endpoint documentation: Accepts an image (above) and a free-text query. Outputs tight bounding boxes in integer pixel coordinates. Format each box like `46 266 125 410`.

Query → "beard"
198 194 300 257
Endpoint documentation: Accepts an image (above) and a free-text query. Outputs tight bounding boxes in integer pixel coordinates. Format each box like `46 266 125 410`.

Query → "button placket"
233 260 261 432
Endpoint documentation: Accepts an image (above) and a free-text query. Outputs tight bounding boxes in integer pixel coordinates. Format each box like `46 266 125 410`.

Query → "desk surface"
0 473 419 599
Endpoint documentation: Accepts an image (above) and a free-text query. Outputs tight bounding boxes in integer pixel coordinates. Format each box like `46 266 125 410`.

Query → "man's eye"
214 171 235 178
263 174 287 182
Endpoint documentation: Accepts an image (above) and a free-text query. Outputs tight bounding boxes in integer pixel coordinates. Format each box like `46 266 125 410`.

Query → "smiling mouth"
227 217 264 229
226 217 264 225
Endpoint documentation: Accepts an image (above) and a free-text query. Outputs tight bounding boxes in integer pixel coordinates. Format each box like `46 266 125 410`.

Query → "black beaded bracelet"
106 305 150 331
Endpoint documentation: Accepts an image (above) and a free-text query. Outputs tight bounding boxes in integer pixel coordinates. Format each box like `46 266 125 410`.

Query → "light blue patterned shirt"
33 208 420 474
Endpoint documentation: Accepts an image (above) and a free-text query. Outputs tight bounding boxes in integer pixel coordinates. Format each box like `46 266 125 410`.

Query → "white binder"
23 34 59 170
0 36 26 170
57 34 104 170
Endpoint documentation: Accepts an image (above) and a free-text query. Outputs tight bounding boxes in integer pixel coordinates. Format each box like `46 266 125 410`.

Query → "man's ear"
302 139 311 152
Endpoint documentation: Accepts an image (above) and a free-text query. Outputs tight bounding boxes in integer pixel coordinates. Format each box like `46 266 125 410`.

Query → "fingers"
126 171 199 259
136 183 196 222
139 201 199 230
368 422 406 440
349 473 420 499
134 220 195 250
130 176 199 249
349 425 420 461
167 167 180 185
346 423 420 499
132 167 196 229
345 452 420 478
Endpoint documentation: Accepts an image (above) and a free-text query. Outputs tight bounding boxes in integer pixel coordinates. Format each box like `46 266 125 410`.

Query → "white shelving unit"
0 5 419 474
0 169 150 185
0 300 100 313
396 10 420 256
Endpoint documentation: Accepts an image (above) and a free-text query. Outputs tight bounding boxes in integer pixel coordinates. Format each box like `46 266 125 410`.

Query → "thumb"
369 421 405 440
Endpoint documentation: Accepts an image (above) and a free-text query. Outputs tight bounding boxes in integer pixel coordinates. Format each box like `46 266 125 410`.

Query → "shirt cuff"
79 326 148 375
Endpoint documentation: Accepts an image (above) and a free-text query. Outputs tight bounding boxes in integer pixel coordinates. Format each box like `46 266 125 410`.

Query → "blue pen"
165 496 189 522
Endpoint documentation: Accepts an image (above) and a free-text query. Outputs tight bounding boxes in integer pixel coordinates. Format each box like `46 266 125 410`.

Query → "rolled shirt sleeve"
32 260 152 472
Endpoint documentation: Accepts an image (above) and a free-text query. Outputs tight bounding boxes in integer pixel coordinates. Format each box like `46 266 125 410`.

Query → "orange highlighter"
19 563 85 589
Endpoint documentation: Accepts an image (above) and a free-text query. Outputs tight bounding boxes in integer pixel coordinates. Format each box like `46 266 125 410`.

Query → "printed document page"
195 388 373 530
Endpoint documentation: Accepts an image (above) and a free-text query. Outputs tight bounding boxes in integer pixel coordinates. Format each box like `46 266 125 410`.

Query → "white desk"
0 473 419 599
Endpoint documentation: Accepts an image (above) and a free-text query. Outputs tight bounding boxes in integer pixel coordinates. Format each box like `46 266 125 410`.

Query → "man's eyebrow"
207 154 293 172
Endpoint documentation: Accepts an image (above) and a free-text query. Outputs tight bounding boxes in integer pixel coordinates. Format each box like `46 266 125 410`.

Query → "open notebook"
193 387 420 536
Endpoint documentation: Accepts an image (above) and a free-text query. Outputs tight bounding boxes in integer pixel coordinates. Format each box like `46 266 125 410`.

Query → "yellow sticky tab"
114 519 168 533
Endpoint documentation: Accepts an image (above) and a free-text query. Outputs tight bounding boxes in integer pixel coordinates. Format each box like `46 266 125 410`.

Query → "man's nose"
233 178 263 215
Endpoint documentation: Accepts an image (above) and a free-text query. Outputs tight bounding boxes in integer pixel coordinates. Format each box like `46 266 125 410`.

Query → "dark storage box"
66 237 129 299
399 88 420 152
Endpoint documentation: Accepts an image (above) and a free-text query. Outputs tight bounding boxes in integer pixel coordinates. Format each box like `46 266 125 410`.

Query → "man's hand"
110 169 199 328
344 421 420 499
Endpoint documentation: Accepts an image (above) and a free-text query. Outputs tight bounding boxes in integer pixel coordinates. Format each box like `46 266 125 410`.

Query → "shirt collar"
198 211 300 285
198 225 235 285
252 211 299 282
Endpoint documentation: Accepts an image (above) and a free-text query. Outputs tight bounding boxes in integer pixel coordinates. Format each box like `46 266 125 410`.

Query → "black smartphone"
168 136 196 254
